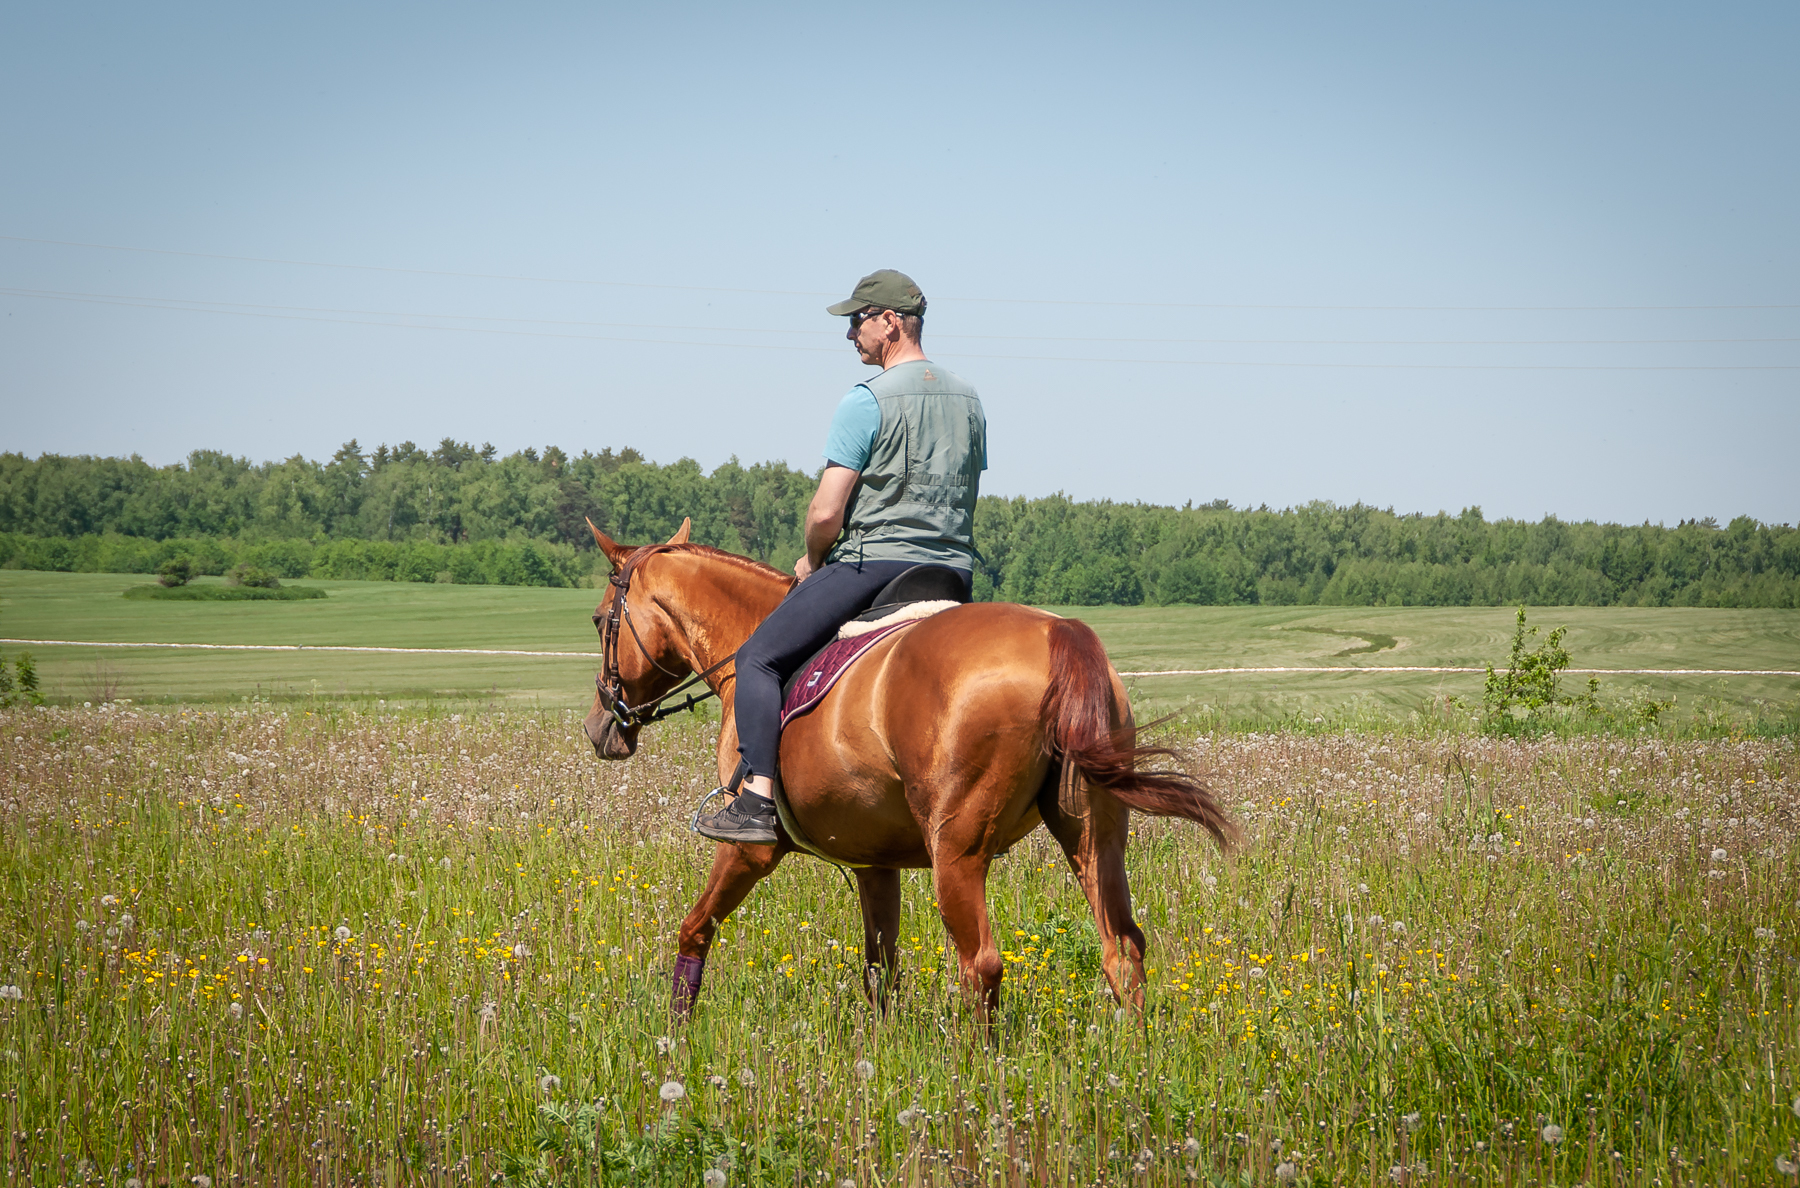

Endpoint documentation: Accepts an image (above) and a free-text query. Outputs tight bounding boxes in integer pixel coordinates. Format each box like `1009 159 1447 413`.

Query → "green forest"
2 443 1795 607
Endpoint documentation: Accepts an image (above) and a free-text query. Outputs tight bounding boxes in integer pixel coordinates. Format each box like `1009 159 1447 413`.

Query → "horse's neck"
660 554 790 679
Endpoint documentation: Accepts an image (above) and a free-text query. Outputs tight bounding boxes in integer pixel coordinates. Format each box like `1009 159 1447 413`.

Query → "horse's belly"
779 710 933 866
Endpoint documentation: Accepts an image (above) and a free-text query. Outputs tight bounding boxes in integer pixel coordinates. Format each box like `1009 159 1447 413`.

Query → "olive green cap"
826 269 927 317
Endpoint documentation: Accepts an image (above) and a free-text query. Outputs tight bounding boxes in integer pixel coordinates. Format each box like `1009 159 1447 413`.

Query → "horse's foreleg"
1040 770 1147 1012
854 868 902 1012
672 840 783 1018
931 855 1003 1024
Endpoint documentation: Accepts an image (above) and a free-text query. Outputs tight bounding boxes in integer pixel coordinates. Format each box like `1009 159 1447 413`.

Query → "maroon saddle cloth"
779 620 912 727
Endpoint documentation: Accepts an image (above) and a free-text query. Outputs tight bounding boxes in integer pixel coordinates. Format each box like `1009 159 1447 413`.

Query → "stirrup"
689 786 734 834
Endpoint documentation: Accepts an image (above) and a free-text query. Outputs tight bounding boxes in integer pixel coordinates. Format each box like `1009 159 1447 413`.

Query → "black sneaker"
692 791 778 845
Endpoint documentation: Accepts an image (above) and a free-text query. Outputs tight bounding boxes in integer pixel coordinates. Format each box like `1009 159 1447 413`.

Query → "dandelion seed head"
1106 1073 1124 1089
707 1075 726 1089
0 985 20 1002
1401 1112 1420 1132
1276 1161 1298 1183
227 1002 242 1019
511 943 530 960
1776 1155 1797 1176
1247 966 1266 980
655 1035 676 1055
1541 1124 1563 1145
853 1058 875 1082
1754 927 1775 942
101 894 119 907
1711 847 1728 862
702 1172 727 1188
539 1074 561 1094
75 920 90 932
193 1177 213 1188
1183 1137 1201 1157
897 1107 924 1130
736 1068 756 1088
334 926 351 941
659 1080 685 1102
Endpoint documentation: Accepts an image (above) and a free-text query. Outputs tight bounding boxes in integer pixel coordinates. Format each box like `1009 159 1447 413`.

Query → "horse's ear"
587 518 633 571
666 517 692 545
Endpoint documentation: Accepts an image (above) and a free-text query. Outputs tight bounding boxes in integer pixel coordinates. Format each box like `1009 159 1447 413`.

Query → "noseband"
595 545 733 730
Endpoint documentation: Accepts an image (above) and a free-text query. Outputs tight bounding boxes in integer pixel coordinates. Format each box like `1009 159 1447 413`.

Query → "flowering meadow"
1 703 1796 1186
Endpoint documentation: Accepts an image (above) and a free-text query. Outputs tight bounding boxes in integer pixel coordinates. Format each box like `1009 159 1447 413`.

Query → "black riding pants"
733 559 966 780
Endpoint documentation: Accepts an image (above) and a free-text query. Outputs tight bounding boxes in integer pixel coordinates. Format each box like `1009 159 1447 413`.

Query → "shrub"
225 563 281 589
0 651 41 708
1480 607 1598 735
157 557 196 587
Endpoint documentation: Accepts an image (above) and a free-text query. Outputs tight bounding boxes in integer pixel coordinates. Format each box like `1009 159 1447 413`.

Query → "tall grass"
1 704 1795 1185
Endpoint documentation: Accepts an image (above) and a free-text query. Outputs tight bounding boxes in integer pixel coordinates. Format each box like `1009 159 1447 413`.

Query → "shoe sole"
692 818 778 845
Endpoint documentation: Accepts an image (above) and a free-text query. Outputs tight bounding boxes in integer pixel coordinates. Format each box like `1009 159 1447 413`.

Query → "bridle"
594 544 733 730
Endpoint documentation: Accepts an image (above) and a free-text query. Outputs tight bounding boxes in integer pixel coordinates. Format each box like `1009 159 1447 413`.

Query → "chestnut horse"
582 520 1235 1021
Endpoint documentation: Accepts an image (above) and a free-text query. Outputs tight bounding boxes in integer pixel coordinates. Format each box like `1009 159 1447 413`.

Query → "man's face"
847 306 893 364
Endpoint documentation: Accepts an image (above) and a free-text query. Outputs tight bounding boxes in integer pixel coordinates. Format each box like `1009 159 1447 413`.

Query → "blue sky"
2 2 1794 525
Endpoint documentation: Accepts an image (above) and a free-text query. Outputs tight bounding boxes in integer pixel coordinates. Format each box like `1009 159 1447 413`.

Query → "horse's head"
583 517 694 759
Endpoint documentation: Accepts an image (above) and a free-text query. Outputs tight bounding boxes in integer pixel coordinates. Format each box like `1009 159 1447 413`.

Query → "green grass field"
2 704 1795 1185
3 571 1797 728
4 570 1799 1183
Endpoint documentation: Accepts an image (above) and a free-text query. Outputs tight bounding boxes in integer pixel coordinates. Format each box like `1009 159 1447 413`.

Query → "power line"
7 287 1796 371
8 286 1795 372
8 285 1796 348
6 233 1797 312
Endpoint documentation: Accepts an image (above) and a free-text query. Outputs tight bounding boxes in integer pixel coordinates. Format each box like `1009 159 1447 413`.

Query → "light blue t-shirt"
822 386 881 470
823 383 989 472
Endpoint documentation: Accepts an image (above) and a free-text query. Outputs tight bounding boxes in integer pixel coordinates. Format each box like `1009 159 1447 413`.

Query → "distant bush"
0 649 42 707
157 557 195 587
0 531 594 590
123 584 326 601
225 562 281 588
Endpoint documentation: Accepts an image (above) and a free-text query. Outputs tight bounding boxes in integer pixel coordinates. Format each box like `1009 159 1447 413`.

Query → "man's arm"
796 464 860 580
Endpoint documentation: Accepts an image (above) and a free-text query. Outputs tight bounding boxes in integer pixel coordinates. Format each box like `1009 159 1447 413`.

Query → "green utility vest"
829 359 987 569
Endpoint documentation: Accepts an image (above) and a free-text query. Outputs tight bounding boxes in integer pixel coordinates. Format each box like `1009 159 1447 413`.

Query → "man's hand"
800 464 860 579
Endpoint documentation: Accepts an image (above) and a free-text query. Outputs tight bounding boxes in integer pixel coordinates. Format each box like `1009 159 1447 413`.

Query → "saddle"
779 564 971 706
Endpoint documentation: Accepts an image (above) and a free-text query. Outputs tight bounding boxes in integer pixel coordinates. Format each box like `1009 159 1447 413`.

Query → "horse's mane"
630 542 795 587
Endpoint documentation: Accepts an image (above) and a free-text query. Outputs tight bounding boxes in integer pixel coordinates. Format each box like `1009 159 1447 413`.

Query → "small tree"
158 556 196 587
225 563 281 589
1481 607 1597 734
0 651 42 708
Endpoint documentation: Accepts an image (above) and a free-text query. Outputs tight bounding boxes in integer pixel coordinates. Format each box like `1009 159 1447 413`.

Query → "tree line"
1 443 1794 606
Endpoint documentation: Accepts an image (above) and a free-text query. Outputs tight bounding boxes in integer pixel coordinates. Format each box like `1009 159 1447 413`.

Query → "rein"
596 545 733 729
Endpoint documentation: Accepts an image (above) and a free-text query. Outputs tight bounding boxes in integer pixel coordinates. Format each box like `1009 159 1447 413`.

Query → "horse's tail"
1038 617 1237 849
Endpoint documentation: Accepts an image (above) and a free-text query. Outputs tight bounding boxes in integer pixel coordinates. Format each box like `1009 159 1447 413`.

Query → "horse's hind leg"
931 855 1004 1023
855 868 901 1012
672 842 784 1018
1039 764 1148 1011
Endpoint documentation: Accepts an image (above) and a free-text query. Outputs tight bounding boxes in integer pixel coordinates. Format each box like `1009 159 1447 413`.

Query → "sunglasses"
849 307 892 331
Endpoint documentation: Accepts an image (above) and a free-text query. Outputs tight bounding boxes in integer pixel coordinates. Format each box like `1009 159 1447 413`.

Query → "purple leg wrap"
672 954 706 1017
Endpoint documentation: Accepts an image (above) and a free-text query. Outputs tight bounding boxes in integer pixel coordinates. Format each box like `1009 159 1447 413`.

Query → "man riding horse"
692 268 987 845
